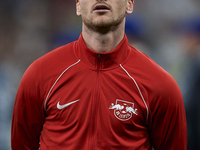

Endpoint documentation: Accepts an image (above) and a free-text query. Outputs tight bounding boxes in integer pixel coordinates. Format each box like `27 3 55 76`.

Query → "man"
11 0 187 149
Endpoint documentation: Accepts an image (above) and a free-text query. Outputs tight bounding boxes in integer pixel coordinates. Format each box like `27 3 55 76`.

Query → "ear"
76 0 81 16
126 0 134 14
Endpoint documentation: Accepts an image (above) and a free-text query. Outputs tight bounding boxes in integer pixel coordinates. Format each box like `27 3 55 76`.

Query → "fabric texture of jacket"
11 34 187 150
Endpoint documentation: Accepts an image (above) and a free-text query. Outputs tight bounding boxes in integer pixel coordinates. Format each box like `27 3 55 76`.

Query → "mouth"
93 4 110 13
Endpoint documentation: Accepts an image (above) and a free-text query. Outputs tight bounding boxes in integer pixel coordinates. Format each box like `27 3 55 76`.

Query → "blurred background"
0 0 200 149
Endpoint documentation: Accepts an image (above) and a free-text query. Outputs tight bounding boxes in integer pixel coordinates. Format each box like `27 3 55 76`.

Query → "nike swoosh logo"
57 99 80 110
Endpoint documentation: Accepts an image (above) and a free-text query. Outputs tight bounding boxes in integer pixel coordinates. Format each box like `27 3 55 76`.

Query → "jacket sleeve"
149 74 187 150
11 62 45 150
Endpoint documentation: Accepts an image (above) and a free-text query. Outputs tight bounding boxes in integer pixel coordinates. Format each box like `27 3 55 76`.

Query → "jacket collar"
75 34 130 70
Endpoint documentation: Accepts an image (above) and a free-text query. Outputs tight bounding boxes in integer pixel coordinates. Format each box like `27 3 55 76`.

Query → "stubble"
81 4 126 33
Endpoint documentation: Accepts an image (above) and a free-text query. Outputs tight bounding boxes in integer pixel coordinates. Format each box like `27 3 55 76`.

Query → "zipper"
98 52 101 58
90 53 101 150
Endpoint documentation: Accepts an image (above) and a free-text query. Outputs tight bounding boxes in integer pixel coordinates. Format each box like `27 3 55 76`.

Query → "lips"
93 4 110 13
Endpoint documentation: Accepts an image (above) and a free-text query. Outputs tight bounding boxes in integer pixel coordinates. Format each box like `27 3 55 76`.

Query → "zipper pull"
98 53 101 58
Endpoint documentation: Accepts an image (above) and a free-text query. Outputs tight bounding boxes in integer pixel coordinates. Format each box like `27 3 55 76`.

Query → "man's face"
76 0 134 30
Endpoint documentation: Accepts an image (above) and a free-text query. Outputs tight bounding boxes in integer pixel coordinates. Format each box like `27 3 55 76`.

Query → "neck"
82 20 126 53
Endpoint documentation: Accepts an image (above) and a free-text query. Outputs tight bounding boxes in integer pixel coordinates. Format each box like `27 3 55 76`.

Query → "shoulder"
126 45 172 81
35 41 78 68
126 45 181 100
20 41 79 90
126 45 184 117
26 41 79 75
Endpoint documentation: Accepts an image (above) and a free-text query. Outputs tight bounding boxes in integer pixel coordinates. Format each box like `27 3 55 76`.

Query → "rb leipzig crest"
109 99 138 121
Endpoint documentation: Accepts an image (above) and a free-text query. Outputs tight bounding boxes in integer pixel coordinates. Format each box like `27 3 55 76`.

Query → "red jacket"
11 34 187 150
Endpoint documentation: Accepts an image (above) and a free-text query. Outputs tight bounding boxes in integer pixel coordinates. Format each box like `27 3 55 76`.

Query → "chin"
93 17 113 26
93 18 123 28
94 21 113 28
83 16 125 31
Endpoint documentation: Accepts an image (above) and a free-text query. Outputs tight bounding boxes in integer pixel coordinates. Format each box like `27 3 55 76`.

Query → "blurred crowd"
0 0 200 149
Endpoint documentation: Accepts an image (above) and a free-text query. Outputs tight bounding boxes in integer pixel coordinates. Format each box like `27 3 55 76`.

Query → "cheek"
115 3 126 13
114 5 126 18
80 2 91 16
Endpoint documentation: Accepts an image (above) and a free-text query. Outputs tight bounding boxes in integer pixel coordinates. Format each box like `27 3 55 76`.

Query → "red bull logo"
109 99 138 121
